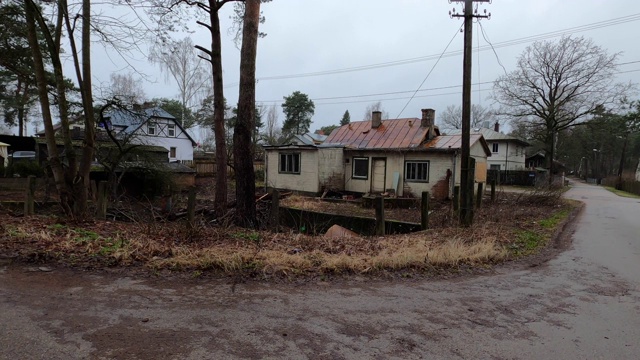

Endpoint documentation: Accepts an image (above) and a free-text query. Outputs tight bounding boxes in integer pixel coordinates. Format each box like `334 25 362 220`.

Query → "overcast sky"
60 0 640 138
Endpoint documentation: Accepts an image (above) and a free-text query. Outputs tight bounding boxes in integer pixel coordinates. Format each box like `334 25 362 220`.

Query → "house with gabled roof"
103 107 197 163
264 109 491 200
452 122 529 171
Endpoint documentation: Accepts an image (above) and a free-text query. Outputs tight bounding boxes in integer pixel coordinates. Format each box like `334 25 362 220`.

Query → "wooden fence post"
453 185 460 212
187 186 196 225
24 175 35 216
90 180 97 201
270 189 280 232
491 179 496 202
375 196 385 236
476 183 483 209
421 191 429 230
96 181 107 219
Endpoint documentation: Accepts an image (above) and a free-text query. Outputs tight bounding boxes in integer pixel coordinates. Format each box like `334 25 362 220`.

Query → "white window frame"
167 124 176 137
147 123 156 136
492 143 499 153
279 152 300 174
405 161 430 182
170 147 177 158
352 157 369 179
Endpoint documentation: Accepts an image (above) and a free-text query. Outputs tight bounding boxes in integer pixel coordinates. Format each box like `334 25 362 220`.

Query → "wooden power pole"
449 0 490 226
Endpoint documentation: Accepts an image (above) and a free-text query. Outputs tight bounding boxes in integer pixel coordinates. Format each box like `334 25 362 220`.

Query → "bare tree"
149 0 237 217
106 73 147 105
149 37 209 128
363 101 389 120
233 0 261 227
261 103 281 145
493 36 633 182
24 0 96 217
438 104 494 133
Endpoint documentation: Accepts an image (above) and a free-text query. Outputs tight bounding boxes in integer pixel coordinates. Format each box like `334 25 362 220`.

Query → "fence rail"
601 177 640 196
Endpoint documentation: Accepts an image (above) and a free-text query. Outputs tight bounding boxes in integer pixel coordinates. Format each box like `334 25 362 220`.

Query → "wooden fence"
601 177 640 196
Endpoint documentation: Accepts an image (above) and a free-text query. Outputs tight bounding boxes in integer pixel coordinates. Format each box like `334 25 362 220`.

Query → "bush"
6 161 44 178
121 168 175 198
255 168 265 182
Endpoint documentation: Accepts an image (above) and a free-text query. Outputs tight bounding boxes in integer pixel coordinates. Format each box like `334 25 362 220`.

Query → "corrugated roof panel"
325 118 430 149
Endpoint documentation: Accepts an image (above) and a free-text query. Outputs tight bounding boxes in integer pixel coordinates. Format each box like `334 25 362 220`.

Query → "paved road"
1 182 639 359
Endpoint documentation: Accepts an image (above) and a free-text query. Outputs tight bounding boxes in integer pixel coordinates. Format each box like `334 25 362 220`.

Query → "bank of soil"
0 189 577 280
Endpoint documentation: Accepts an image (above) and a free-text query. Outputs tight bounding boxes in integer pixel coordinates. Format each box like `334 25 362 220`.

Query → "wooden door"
371 158 386 193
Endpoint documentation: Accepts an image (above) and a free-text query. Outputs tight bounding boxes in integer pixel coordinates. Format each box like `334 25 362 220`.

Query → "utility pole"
449 0 490 226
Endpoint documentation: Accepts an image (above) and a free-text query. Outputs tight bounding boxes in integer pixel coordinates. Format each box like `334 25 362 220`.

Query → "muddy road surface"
1 181 639 359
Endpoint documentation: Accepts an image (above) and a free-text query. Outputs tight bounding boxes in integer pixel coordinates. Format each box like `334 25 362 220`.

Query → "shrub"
255 168 265 182
6 161 44 178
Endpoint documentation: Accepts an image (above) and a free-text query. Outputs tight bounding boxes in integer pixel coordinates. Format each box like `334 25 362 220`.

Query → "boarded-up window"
405 161 429 182
279 153 300 174
352 157 369 179
170 147 177 158
475 161 487 182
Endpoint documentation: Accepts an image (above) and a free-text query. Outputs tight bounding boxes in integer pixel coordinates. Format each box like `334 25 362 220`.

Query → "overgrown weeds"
0 191 577 279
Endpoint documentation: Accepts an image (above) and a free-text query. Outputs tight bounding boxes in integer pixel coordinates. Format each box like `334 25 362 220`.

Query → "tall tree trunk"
234 0 260 227
24 0 72 215
16 79 26 137
73 0 95 217
209 0 227 217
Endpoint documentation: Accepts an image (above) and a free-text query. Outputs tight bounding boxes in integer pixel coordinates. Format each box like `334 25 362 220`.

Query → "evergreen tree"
340 110 351 126
281 91 315 136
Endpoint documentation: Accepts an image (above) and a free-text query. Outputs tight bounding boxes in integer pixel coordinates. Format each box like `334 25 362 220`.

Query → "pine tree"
340 110 350 126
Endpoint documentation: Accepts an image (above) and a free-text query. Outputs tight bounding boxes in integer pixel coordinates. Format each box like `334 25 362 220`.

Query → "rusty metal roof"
423 134 491 156
324 118 433 149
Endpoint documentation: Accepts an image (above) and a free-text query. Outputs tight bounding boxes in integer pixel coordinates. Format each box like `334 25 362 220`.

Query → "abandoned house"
263 109 491 200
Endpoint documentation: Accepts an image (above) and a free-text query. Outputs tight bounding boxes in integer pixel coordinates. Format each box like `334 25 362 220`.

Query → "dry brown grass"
0 192 575 279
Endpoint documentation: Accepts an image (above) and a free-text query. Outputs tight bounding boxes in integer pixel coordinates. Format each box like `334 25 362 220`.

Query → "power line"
313 88 494 106
478 20 508 75
259 81 496 103
395 24 463 118
257 59 640 105
226 12 640 88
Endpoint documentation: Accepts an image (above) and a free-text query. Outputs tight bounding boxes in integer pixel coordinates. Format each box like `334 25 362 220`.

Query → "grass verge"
604 186 640 199
0 194 578 279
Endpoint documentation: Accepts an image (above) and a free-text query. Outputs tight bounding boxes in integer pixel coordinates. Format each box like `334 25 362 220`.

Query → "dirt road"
1 181 639 359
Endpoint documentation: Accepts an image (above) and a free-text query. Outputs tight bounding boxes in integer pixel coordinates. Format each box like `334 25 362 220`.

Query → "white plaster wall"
404 152 455 197
343 152 403 194
487 140 526 171
132 118 194 162
265 149 320 193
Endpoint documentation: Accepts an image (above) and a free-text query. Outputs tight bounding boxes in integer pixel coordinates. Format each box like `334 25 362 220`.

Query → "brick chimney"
372 111 382 129
421 108 436 139
494 121 500 132
421 109 435 128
